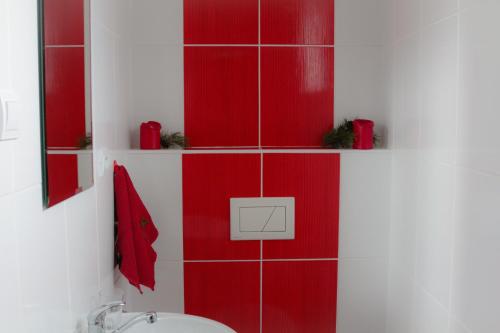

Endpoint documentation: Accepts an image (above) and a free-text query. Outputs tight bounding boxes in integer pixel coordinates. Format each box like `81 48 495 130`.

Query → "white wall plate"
230 197 295 241
0 90 18 141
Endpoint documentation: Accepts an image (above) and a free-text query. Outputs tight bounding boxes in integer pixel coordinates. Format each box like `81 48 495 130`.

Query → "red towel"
114 163 158 293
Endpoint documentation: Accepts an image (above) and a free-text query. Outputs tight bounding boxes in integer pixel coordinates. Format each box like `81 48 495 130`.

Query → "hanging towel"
114 163 158 293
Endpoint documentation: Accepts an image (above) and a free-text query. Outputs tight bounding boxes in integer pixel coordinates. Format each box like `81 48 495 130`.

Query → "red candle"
352 119 374 150
140 121 162 150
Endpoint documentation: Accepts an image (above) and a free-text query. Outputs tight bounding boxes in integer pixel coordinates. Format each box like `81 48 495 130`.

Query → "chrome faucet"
111 312 158 333
88 301 126 333
88 301 158 333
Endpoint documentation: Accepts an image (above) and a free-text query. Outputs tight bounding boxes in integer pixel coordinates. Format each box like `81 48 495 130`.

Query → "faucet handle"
88 301 126 327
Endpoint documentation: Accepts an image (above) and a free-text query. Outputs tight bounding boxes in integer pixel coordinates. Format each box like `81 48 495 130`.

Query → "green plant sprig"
160 131 188 149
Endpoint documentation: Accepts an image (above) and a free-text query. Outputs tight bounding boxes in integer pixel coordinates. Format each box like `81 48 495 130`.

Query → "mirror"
38 0 93 208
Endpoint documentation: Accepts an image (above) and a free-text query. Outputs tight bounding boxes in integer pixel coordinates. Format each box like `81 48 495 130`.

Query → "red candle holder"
140 121 162 150
353 119 374 150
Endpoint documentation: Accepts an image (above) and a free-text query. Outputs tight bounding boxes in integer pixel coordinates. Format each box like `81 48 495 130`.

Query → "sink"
117 313 236 333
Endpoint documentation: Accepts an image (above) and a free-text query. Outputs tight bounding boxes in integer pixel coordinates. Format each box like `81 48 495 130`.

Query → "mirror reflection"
40 0 93 207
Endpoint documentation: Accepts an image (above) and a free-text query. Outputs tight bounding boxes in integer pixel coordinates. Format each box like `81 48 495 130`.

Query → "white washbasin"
118 313 236 333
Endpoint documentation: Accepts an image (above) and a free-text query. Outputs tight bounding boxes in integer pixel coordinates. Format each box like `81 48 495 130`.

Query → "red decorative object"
140 121 162 150
261 47 334 147
353 119 374 150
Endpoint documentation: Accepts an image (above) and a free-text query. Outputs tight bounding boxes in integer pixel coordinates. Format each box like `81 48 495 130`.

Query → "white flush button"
230 197 295 240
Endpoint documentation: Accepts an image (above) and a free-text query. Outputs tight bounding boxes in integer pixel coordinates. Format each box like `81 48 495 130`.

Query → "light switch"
230 197 295 240
0 90 18 141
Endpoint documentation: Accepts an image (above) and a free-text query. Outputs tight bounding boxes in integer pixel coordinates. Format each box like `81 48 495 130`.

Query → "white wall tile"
337 258 387 333
420 17 458 164
125 154 183 261
411 287 449 333
449 318 472 333
0 141 14 196
392 36 422 149
0 194 23 333
131 0 183 45
456 2 500 175
125 261 184 313
335 0 389 45
334 46 389 140
393 0 421 40
16 187 72 333
339 152 391 258
8 0 41 192
0 0 11 89
421 0 458 26
450 169 500 332
65 188 100 323
131 45 184 147
415 161 454 307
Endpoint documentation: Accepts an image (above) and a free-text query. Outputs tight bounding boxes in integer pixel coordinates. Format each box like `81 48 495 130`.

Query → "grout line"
447 7 461 331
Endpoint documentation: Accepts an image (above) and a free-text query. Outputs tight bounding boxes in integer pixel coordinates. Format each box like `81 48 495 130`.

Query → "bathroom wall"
119 149 391 333
387 1 500 332
127 0 389 146
0 0 131 332
120 1 392 333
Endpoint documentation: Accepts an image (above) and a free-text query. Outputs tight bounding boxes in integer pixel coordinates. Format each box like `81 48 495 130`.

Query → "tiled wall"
0 0 131 332
121 150 391 333
182 153 339 332
127 0 388 147
387 1 500 332
182 2 339 331
184 0 335 148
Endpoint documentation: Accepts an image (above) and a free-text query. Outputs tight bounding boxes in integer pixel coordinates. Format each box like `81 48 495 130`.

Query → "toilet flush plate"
230 197 295 240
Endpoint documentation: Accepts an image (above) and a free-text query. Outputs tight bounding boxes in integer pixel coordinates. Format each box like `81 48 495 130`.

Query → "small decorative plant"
323 118 380 149
160 131 188 149
78 134 92 149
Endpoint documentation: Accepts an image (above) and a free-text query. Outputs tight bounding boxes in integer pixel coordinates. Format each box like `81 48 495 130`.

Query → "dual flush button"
230 197 295 241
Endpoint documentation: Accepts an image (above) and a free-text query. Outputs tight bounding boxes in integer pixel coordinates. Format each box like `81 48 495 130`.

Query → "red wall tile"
184 0 258 44
263 261 337 333
47 154 79 207
185 47 259 147
44 0 84 45
261 47 334 147
183 154 261 260
263 153 340 259
44 47 86 148
261 0 335 45
185 262 260 333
